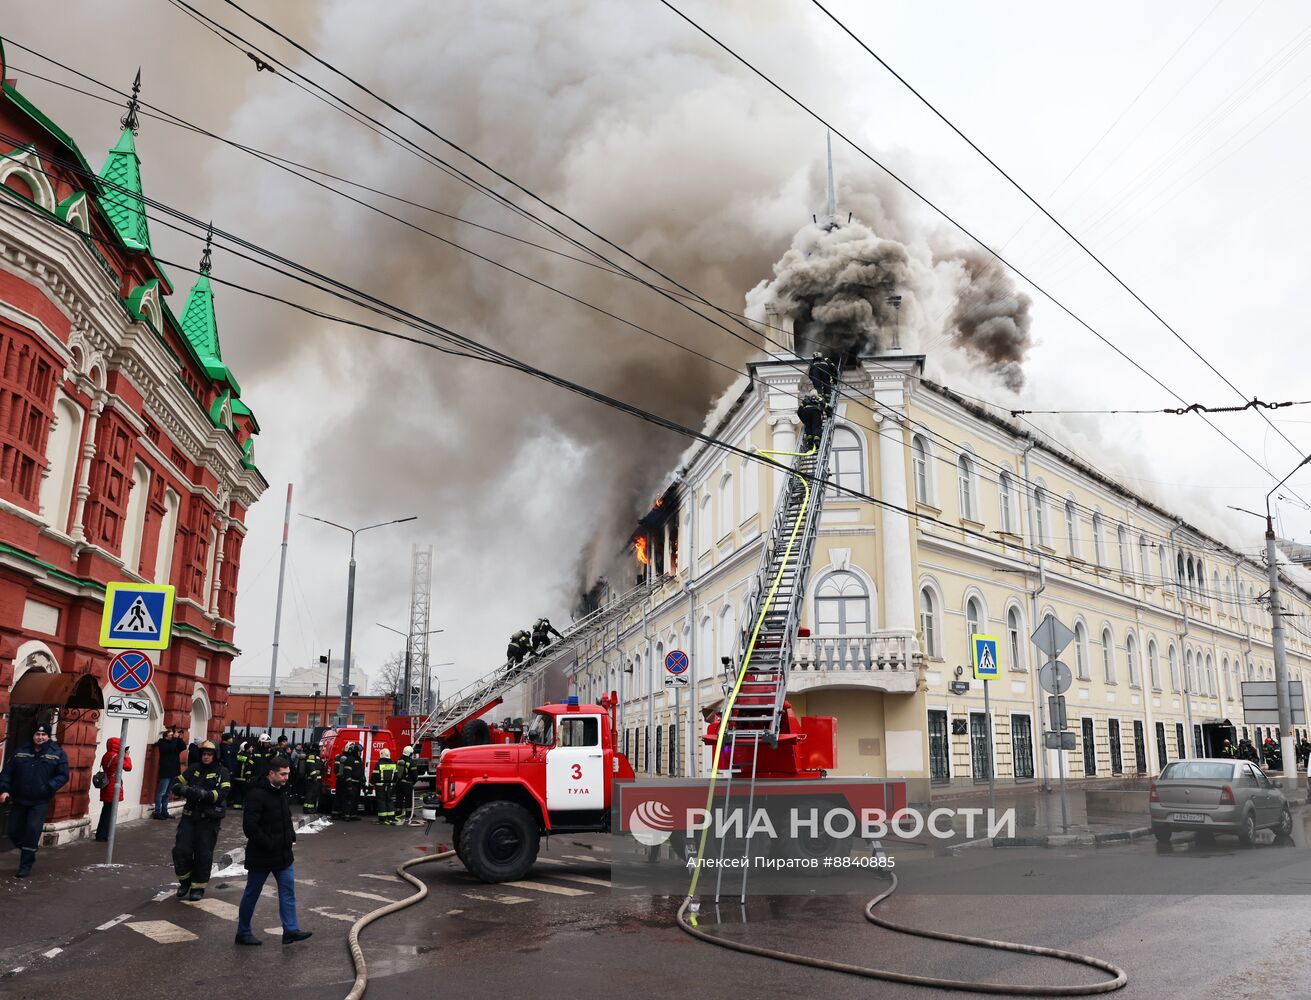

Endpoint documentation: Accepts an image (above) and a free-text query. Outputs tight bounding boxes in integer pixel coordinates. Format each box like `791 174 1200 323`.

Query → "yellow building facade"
565 353 1311 800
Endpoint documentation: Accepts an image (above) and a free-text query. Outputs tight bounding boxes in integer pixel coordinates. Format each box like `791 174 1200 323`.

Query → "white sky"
7 1 1311 701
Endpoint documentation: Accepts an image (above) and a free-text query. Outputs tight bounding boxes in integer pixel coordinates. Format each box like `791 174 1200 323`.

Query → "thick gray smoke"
940 250 1033 390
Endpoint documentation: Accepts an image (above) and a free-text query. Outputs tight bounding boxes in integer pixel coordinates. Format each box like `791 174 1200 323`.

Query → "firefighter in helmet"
394 745 419 826
249 732 275 782
335 742 364 821
231 741 251 810
807 352 839 401
171 740 230 901
797 391 826 452
507 629 532 667
531 617 564 654
1220 739 1236 758
301 744 324 813
372 748 398 825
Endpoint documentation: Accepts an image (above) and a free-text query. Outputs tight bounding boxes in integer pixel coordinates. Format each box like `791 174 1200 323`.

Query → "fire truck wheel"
460 801 540 883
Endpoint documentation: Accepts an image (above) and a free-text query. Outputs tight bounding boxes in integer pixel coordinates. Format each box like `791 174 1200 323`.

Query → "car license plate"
1172 812 1205 822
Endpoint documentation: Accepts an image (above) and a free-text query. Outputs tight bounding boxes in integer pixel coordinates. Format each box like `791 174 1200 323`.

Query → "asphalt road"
3 811 1310 1000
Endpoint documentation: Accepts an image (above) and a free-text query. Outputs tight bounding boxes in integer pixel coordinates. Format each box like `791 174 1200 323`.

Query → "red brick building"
225 692 392 735
0 44 266 843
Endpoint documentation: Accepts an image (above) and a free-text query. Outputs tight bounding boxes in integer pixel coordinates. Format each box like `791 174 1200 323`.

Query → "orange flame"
635 536 649 565
654 497 664 508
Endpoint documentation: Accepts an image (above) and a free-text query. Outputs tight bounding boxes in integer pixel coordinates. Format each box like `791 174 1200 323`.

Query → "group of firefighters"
797 353 840 451
324 742 421 825
506 616 565 667
1220 735 1311 769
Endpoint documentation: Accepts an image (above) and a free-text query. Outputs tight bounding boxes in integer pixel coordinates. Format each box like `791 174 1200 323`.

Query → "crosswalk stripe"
550 874 613 888
310 906 359 923
338 890 395 903
97 914 132 931
185 898 240 921
125 921 198 944
462 891 531 905
504 879 590 897
562 854 610 864
42 948 62 959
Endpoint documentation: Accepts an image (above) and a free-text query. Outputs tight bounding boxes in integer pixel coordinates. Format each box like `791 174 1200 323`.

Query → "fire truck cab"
432 693 635 882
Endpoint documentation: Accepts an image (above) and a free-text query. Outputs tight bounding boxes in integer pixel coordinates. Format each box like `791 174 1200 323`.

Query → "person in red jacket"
94 736 133 842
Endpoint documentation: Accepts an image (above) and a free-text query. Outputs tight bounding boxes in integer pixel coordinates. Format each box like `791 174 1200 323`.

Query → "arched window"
717 473 734 536
965 596 983 641
1033 487 1048 546
1185 649 1195 693
1205 654 1215 697
1159 545 1168 584
957 453 975 521
740 456 759 520
39 394 83 533
828 426 864 494
911 435 930 504
154 489 179 584
698 494 713 556
699 616 714 677
1102 627 1116 683
998 473 1015 534
1186 558 1196 596
1169 646 1180 692
1139 536 1149 578
1126 633 1139 687
1074 621 1089 680
919 587 939 658
816 571 871 636
1007 606 1024 671
1212 572 1220 606
1091 512 1105 565
1222 656 1231 699
1117 525 1130 572
201 525 219 613
1065 500 1079 556
1176 553 1186 589
120 461 151 576
718 604 737 661
1148 639 1161 689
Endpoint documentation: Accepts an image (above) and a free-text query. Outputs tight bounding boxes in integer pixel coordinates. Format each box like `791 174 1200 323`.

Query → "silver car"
1150 759 1293 844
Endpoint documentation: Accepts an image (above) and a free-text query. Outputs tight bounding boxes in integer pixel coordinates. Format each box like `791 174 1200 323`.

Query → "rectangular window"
1082 718 1097 776
284 712 299 725
654 726 662 775
969 712 992 782
913 453 927 504
928 710 950 784
1193 724 1204 757
352 713 365 726
668 723 677 777
645 726 651 771
1011 714 1034 780
559 717 600 747
1175 722 1186 760
1155 721 1168 771
1133 720 1147 774
1108 719 1123 774
308 713 320 729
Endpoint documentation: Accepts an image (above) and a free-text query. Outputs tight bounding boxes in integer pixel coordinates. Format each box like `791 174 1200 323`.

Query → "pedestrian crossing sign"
971 633 1000 681
100 582 176 650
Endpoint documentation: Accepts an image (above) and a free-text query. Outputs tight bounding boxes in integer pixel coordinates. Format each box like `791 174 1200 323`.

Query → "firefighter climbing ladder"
409 580 653 748
697 381 844 904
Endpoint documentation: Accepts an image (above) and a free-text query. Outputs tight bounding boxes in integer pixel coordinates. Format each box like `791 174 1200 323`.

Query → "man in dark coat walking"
0 723 68 877
153 726 186 819
235 757 311 946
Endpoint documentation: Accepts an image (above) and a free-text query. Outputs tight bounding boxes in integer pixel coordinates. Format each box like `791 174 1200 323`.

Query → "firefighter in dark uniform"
507 629 532 667
301 746 323 813
531 617 564 654
335 743 364 821
1263 737 1282 770
231 741 251 810
249 732 275 781
394 745 419 826
0 723 69 878
1236 737 1257 763
372 748 397 825
1220 739 1236 758
797 391 826 451
171 740 230 901
807 352 839 400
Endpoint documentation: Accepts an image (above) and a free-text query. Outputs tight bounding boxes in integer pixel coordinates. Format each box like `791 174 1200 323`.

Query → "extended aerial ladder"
698 378 844 901
409 579 653 750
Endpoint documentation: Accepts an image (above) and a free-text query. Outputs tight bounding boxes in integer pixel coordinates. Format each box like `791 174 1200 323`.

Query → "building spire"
199 221 214 275
120 68 141 135
824 130 836 227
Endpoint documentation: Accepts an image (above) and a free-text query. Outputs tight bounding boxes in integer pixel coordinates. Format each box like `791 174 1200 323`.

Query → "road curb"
986 825 1152 850
216 815 325 870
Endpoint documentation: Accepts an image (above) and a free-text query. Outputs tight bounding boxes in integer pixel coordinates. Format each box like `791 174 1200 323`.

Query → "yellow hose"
686 439 817 902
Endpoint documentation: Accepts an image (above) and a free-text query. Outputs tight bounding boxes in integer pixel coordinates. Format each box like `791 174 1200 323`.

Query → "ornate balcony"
790 629 920 694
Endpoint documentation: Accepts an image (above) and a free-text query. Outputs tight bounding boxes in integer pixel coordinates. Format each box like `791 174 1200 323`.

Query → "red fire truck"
318 726 401 815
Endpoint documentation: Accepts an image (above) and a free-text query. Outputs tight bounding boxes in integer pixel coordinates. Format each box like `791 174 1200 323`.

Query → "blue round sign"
109 649 153 694
665 650 689 675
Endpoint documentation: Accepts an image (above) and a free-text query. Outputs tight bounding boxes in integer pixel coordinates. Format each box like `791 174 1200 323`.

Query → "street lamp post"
302 513 417 726
1230 451 1311 793
378 623 443 716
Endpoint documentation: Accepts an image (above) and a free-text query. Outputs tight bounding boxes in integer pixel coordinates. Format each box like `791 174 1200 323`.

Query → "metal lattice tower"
408 544 434 716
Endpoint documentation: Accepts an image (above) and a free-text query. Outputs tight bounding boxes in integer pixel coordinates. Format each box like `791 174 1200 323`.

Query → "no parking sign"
664 649 689 688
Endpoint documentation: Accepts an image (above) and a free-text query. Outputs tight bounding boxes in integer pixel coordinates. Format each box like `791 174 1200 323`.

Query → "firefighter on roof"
171 740 230 901
531 617 564 653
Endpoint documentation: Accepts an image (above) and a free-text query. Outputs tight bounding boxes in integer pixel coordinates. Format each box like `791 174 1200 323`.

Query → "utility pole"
265 484 293 731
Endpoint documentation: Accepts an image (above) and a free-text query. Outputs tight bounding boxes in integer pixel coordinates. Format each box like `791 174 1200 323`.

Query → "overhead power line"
806 0 1311 500
1011 399 1311 418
